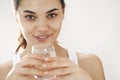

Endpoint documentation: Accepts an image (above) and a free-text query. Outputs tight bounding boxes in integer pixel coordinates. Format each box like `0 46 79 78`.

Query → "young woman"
0 0 105 80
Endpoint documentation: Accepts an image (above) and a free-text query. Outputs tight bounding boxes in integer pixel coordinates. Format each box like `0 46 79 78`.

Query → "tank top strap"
68 50 79 65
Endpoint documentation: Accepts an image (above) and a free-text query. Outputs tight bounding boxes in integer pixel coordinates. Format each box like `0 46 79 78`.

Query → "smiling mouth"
34 33 53 42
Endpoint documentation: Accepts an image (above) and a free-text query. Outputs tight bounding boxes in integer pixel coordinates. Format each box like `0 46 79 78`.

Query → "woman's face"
16 0 64 47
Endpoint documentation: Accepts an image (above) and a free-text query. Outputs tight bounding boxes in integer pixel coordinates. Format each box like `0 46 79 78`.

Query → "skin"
0 0 105 80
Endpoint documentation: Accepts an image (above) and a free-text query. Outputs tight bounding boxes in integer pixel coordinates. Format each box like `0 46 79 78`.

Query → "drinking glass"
32 44 57 80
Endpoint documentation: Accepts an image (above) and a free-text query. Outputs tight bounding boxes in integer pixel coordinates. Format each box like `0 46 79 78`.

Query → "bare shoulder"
77 52 105 80
0 60 13 80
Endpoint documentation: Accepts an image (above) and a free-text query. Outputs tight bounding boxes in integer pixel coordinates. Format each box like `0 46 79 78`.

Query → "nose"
36 18 49 32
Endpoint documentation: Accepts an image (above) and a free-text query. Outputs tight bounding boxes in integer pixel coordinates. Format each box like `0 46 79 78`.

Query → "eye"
25 15 36 21
47 13 57 19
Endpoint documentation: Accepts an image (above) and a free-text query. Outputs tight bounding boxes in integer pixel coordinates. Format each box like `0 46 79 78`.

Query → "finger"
16 58 43 68
22 53 45 61
17 76 35 80
43 57 57 62
46 67 76 77
48 74 70 80
43 57 76 69
6 71 35 80
17 67 44 77
9 64 44 80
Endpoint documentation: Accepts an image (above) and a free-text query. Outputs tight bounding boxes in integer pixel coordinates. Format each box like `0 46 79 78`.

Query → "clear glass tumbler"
32 44 57 80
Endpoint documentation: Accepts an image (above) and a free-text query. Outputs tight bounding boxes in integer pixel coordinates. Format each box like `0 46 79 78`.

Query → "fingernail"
44 71 49 75
42 63 47 68
44 57 49 61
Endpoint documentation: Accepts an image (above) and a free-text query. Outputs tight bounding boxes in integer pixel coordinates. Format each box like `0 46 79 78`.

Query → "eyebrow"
23 8 59 14
46 8 59 13
23 10 36 14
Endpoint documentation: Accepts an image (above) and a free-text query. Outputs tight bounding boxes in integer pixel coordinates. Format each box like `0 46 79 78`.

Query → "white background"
0 0 120 80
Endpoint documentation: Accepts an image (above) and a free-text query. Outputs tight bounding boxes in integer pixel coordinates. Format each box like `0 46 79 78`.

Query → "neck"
54 42 68 57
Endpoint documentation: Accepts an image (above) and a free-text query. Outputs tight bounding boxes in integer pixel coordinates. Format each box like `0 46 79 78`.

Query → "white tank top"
68 50 79 65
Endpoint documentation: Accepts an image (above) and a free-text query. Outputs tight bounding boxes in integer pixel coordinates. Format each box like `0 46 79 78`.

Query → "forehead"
18 0 62 13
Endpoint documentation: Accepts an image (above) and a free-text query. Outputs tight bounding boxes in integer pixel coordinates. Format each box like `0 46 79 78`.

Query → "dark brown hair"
13 0 65 53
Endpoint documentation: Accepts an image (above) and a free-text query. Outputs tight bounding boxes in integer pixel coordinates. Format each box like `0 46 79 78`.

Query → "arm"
77 53 105 80
0 60 13 80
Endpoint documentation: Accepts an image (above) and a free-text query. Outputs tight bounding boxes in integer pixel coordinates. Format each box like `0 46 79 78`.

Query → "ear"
62 8 65 14
62 8 65 18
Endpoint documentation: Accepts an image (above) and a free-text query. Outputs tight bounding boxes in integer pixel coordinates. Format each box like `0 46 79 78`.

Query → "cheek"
17 16 34 33
19 21 35 34
50 19 63 30
20 25 35 46
18 17 35 33
18 21 35 43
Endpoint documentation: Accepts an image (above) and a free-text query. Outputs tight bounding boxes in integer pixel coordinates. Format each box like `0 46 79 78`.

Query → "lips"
34 33 53 42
